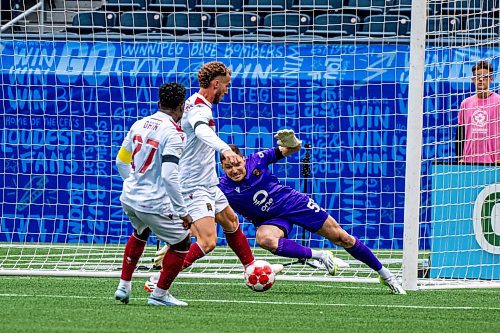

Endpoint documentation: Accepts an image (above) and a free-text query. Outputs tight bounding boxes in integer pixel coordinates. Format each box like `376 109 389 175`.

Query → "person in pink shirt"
456 60 500 164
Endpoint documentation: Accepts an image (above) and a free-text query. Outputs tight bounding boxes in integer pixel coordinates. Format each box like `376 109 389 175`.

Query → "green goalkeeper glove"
154 244 169 267
274 129 302 148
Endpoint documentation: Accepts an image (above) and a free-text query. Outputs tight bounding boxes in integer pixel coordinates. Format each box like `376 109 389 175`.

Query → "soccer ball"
244 260 275 292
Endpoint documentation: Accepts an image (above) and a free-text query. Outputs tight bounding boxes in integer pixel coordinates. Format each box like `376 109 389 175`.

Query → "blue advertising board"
0 40 499 249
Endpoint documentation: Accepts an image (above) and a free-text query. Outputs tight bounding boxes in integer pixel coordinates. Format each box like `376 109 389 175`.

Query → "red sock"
181 242 205 270
157 249 187 290
120 233 147 281
224 225 255 267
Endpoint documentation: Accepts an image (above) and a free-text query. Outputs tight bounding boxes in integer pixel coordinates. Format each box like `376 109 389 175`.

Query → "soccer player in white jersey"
114 82 193 306
177 61 257 271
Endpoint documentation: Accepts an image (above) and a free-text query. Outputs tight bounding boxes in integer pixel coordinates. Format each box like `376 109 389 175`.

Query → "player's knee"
133 228 151 241
224 213 239 232
256 234 278 252
170 235 191 252
331 231 355 248
198 237 216 253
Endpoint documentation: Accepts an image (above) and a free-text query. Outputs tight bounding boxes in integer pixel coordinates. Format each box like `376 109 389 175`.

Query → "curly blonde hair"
198 61 231 88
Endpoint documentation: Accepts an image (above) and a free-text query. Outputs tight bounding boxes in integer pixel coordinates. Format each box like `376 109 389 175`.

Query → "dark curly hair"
198 61 231 89
472 60 494 75
158 82 186 109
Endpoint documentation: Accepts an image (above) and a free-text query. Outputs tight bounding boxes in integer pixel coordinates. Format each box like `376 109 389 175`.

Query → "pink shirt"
459 92 500 163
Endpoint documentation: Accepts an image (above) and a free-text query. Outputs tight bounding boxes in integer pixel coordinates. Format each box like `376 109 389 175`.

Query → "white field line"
0 292 499 311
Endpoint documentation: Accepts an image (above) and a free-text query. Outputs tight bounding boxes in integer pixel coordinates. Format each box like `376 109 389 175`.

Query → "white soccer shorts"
182 186 229 222
121 202 189 245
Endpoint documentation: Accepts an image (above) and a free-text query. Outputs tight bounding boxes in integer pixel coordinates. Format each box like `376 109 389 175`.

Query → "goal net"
419 0 500 289
0 0 499 289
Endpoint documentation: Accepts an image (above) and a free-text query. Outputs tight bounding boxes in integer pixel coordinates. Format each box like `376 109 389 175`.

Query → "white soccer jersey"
179 93 229 190
120 111 185 215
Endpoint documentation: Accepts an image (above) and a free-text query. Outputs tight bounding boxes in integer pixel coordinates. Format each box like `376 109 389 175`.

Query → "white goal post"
0 0 499 289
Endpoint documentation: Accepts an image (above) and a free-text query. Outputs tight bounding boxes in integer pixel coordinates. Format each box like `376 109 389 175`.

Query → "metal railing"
1 0 45 34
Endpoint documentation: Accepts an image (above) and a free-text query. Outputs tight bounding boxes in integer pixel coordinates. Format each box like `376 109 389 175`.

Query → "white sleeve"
188 105 230 154
116 158 131 180
162 162 188 217
162 132 188 217
194 124 231 154
116 129 134 180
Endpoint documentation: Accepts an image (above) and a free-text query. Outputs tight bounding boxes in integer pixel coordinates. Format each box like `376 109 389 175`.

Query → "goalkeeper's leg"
256 224 337 275
317 216 406 295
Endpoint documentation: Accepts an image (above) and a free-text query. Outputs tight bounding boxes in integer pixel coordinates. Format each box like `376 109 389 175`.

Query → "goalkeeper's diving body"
148 129 406 295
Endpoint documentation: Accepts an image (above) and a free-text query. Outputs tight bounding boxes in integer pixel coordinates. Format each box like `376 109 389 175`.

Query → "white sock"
310 249 323 260
377 266 392 280
152 286 167 298
118 279 131 291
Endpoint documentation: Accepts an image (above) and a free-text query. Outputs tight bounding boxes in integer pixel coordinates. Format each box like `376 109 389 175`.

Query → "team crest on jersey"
252 168 262 177
206 203 213 212
168 214 173 220
235 187 240 193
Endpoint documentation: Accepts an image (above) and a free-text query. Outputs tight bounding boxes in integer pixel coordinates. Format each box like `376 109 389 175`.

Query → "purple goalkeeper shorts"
256 197 329 237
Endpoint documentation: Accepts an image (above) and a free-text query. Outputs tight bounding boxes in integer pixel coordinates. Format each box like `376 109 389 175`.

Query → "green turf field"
1 276 499 333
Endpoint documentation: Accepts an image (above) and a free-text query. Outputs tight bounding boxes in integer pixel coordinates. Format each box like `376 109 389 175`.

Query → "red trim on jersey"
194 97 209 107
208 119 215 126
170 120 184 132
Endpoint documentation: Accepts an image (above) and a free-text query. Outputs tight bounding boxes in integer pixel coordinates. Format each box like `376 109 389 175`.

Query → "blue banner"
1 40 499 249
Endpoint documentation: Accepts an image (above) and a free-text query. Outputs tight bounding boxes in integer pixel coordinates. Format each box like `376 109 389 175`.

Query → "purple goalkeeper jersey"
218 148 308 224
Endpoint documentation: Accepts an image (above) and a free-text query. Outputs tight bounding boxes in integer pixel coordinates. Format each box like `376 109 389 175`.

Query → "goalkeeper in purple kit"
217 129 406 295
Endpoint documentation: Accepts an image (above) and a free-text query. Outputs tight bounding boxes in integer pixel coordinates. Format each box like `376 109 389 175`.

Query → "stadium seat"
148 0 197 12
291 0 343 12
67 11 117 34
176 32 228 42
457 17 499 40
387 0 411 17
388 1 444 18
114 11 164 34
305 14 360 37
163 12 211 35
242 0 294 14
194 0 244 12
275 33 327 43
442 0 484 16
231 33 274 42
427 15 461 38
104 0 147 11
483 0 499 12
357 14 410 37
258 12 310 37
343 0 395 19
207 12 260 36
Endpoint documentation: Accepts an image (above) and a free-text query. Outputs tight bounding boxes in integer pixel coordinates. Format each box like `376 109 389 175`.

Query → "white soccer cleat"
147 292 188 306
114 286 131 304
379 276 407 295
144 274 159 293
271 263 284 275
318 251 343 276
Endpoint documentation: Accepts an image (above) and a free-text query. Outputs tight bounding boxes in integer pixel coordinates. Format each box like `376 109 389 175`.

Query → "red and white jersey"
120 111 185 214
180 93 220 190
